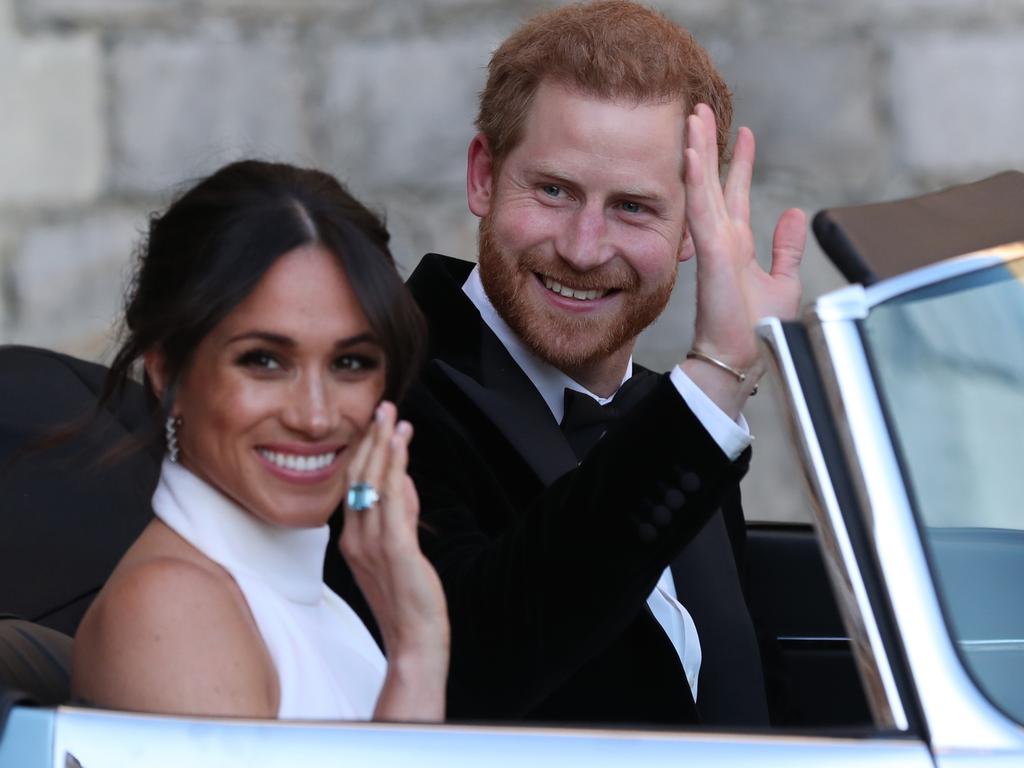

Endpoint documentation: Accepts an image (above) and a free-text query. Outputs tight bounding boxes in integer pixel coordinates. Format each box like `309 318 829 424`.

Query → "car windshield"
861 256 1024 724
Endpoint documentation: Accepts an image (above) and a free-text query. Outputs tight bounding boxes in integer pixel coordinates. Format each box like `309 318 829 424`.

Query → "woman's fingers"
344 407 379 492
341 402 394 554
381 421 414 531
362 402 395 492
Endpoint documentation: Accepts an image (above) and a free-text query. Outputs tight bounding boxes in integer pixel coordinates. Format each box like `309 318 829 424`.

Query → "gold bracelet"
686 350 758 395
686 350 748 383
684 354 757 399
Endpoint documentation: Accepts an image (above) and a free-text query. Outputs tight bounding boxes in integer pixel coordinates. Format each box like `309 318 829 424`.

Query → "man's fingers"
685 106 732 254
770 207 807 283
723 126 754 225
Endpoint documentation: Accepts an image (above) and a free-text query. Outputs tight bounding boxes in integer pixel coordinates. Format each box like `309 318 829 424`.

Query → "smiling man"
326 0 806 727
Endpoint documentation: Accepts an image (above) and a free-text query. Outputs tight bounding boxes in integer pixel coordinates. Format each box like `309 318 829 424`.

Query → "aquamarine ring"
346 482 380 511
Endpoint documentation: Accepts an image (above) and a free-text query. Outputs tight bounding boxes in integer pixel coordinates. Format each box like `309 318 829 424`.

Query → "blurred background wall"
2 0 1023 522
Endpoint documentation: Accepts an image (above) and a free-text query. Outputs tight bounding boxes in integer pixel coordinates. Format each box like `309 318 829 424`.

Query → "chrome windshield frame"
757 317 907 731
800 245 1024 752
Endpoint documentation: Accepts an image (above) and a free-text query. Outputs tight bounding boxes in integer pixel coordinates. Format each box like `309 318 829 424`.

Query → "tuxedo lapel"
410 254 577 486
434 347 577 486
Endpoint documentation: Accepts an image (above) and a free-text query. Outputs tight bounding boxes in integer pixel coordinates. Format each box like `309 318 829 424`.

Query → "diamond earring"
165 415 183 463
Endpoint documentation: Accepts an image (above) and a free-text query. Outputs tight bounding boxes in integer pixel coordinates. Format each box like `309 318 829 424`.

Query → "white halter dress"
151 459 386 719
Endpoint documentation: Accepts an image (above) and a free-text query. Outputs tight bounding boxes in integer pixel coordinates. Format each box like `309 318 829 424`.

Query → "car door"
761 243 1024 767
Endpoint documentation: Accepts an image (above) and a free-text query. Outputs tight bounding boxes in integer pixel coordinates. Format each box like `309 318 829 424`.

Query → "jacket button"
663 488 685 510
679 471 700 493
637 522 658 542
651 505 672 527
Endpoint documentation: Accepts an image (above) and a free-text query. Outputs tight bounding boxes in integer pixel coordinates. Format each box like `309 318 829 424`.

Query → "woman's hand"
339 401 449 722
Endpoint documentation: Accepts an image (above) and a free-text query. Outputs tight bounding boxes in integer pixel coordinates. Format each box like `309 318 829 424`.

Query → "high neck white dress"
151 459 386 720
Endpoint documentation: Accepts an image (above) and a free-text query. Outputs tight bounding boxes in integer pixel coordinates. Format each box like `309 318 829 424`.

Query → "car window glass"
861 258 1024 725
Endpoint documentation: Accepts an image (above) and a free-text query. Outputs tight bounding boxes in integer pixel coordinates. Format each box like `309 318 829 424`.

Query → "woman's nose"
285 372 336 437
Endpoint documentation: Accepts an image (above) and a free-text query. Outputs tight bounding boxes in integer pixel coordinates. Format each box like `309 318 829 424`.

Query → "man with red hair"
328 0 805 727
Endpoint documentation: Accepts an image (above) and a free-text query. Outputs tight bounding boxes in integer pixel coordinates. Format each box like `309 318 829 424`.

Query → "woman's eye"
238 350 282 370
333 355 380 373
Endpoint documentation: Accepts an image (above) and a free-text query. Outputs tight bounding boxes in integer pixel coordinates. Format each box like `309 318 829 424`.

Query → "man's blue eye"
542 184 562 198
620 201 642 214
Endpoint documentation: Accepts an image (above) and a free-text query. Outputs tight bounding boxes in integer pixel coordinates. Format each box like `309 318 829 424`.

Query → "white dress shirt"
462 266 752 702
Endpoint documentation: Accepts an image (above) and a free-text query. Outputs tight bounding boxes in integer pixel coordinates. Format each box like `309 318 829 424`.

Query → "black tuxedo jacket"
326 254 769 726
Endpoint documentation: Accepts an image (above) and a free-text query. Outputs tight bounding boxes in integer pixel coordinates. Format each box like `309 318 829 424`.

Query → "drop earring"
165 415 183 463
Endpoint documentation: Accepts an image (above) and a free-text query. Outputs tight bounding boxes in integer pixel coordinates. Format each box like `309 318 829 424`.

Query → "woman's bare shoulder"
73 544 278 718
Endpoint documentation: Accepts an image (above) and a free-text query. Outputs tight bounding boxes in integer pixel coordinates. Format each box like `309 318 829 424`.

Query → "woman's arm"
339 402 450 722
72 556 277 718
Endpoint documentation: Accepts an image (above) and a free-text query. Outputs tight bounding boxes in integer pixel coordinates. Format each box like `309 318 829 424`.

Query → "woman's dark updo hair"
102 159 425 433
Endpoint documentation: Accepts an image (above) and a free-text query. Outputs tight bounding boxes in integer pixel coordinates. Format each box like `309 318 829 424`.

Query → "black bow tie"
559 371 657 461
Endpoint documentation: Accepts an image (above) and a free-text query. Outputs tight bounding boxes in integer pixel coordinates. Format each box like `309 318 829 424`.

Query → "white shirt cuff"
669 365 752 461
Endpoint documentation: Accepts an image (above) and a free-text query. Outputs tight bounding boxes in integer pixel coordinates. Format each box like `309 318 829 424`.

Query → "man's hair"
476 0 733 170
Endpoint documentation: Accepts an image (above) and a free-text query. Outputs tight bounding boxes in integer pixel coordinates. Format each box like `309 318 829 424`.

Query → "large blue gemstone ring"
346 482 380 511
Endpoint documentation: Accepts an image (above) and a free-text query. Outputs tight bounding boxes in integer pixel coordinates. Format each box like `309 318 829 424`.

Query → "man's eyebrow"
528 162 576 186
615 185 666 202
226 330 379 348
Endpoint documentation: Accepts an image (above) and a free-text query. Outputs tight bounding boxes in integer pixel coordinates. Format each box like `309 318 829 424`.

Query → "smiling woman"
69 160 448 723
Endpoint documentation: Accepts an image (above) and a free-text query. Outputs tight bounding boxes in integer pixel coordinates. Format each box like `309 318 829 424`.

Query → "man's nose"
555 202 615 271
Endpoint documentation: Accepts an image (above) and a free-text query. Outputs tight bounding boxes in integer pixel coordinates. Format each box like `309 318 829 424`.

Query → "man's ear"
143 348 170 404
466 132 495 218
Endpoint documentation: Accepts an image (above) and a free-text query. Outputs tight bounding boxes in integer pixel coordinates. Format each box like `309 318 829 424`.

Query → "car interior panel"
745 523 871 727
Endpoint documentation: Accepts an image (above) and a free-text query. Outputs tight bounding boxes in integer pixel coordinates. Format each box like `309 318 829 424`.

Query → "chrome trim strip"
807 313 1024 750
46 705 936 768
808 284 869 323
814 243 1024 320
757 318 907 731
959 640 1024 652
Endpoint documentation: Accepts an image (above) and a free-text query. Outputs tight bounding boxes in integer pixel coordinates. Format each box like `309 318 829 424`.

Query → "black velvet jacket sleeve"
395 372 751 719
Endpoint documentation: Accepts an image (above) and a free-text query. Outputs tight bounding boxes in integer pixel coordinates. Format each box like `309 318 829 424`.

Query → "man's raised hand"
681 103 806 419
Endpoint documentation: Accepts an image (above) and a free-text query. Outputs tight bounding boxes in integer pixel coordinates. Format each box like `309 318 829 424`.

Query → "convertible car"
2 173 1022 767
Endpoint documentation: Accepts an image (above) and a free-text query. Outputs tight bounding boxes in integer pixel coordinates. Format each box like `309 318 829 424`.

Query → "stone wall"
3 0 1023 521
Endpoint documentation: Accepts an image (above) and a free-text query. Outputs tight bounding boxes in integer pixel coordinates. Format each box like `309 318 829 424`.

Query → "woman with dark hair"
70 160 448 721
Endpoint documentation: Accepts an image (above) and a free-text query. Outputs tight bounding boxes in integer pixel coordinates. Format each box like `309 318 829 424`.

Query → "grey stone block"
713 36 885 191
110 23 312 195
318 34 494 194
9 208 142 358
890 32 1024 175
369 189 479 277
16 0 185 27
0 24 105 205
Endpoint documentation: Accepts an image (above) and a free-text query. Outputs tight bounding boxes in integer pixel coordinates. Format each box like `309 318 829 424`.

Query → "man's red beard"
477 213 677 372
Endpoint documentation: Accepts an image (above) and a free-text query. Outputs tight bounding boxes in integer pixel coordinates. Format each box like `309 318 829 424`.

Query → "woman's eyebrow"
226 330 295 346
226 330 379 348
334 332 379 350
